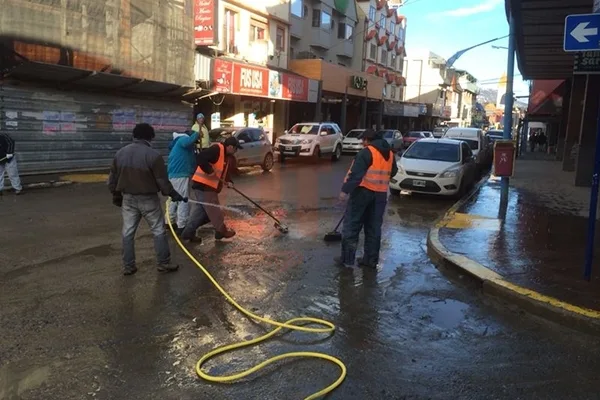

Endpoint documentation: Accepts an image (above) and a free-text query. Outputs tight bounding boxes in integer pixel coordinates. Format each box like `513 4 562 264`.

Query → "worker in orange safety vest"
180 136 242 242
335 129 398 268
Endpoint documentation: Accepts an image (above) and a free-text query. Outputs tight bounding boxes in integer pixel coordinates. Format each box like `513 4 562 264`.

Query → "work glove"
170 191 188 203
6 154 13 159
112 192 123 207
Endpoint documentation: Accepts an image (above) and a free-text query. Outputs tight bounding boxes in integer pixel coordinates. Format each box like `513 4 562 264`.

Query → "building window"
381 49 388 65
369 43 377 60
291 0 304 18
250 20 266 42
391 85 397 99
368 6 376 21
312 9 320 27
337 23 353 41
379 14 385 27
224 9 238 54
389 21 395 34
398 27 405 43
276 26 285 51
321 10 332 30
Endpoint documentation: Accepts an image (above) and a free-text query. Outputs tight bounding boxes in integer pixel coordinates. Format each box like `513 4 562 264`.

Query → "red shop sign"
194 0 216 46
282 74 308 101
233 63 269 97
493 140 516 177
213 59 233 93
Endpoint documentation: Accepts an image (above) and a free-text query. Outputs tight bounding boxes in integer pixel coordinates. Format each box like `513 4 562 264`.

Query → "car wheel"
313 145 321 159
390 188 401 196
261 152 274 171
331 144 342 161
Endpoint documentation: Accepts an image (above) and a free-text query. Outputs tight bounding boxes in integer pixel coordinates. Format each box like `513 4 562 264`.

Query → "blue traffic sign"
564 14 600 52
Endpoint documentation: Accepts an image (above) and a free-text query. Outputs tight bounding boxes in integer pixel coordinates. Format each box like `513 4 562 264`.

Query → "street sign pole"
500 15 516 212
567 12 600 280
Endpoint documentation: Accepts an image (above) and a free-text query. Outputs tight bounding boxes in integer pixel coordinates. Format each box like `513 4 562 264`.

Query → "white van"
443 127 491 168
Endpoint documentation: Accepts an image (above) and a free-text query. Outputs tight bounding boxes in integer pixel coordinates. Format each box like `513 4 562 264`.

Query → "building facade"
357 0 408 129
288 0 386 131
193 0 319 141
1 0 195 175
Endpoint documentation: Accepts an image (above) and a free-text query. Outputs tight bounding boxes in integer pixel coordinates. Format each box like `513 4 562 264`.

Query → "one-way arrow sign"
565 14 600 52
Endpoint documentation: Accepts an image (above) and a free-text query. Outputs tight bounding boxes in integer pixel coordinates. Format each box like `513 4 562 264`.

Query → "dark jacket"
108 140 175 196
0 133 16 165
341 138 398 194
191 143 233 193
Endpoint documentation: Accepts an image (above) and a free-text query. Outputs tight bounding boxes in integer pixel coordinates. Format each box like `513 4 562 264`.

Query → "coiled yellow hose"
166 200 347 399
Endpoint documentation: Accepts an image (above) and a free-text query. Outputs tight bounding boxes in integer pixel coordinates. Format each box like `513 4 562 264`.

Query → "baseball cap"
196 113 205 119
223 136 243 149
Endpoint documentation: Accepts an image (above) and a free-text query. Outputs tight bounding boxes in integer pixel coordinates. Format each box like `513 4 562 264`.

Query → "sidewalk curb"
426 175 600 335
23 180 74 190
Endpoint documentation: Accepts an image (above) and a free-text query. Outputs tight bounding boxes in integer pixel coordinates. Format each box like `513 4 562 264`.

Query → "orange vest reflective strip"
343 146 393 192
192 143 227 189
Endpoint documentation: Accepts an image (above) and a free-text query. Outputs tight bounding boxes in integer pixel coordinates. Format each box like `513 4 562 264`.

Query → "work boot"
215 227 236 240
165 222 178 231
123 266 138 276
357 257 378 269
157 264 179 273
334 257 354 268
183 235 202 245
15 189 22 195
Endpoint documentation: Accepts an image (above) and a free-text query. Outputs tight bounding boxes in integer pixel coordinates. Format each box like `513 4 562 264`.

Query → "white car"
342 129 367 153
274 122 344 162
389 138 478 197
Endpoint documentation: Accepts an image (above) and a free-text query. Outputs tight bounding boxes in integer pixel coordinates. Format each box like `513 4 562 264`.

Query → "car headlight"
395 163 405 175
440 168 459 178
301 139 313 144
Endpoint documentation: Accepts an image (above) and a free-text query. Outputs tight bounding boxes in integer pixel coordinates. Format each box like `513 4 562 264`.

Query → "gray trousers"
122 193 171 270
165 177 190 227
181 189 225 240
0 158 22 192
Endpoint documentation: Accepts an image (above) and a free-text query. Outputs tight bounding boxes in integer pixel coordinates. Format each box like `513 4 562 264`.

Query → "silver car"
377 129 404 153
209 127 274 171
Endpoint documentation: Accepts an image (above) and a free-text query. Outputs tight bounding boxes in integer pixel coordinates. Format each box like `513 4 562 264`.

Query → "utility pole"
500 15 515 212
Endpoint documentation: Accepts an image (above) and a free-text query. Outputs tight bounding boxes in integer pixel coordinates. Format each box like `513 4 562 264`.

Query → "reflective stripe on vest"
191 143 227 189
343 146 393 192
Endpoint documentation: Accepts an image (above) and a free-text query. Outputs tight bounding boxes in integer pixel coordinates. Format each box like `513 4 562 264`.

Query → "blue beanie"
196 113 204 119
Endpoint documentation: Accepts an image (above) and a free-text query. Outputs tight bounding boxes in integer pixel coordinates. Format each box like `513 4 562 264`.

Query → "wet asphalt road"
2 156 600 400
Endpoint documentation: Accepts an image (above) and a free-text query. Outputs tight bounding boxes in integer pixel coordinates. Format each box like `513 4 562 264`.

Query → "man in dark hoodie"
335 129 398 268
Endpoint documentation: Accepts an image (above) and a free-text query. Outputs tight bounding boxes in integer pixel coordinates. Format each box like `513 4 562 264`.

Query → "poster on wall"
194 0 217 46
213 59 233 93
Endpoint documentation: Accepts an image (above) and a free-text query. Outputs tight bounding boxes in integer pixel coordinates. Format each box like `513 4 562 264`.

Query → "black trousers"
340 187 388 265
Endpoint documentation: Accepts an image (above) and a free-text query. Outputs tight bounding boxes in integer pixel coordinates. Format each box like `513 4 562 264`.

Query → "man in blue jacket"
166 130 199 234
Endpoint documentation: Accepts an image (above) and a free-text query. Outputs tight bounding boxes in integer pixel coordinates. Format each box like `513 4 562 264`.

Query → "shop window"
224 9 238 54
276 26 285 51
250 20 266 42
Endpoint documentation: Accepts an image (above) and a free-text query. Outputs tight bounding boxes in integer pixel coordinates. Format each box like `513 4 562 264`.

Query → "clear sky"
400 0 529 98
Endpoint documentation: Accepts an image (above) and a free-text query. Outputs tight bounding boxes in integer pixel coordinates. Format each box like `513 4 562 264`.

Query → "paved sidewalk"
435 158 600 313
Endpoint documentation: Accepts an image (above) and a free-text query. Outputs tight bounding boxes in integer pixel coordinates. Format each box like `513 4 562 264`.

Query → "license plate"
285 146 292 151
413 180 427 187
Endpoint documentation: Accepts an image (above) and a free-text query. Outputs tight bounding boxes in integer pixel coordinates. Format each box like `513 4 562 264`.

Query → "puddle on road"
429 299 469 329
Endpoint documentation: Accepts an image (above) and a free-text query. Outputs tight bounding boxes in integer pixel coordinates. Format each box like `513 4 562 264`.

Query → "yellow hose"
165 200 347 399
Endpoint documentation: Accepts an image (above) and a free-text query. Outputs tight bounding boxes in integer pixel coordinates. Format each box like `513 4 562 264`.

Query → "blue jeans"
341 187 388 265
122 194 171 270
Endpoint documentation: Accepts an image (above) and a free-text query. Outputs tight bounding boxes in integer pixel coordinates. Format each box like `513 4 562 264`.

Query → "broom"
323 215 344 242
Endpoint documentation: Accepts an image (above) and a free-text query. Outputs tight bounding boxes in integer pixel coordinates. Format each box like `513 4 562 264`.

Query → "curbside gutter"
427 174 600 335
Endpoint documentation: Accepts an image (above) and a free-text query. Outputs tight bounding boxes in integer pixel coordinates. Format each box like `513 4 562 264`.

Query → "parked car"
274 122 344 162
208 127 274 171
403 131 427 149
342 129 367 153
376 129 403 152
389 138 478 197
486 129 504 144
432 126 448 138
443 127 492 169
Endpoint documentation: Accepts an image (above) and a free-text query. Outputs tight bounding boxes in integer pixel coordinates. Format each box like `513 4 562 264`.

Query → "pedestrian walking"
108 123 187 276
0 132 23 196
335 129 398 269
192 113 210 150
165 130 200 234
180 136 242 242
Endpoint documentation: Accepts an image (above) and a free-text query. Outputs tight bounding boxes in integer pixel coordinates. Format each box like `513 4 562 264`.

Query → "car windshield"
346 130 364 138
402 142 460 162
209 128 236 141
460 139 479 150
407 132 423 138
289 124 320 134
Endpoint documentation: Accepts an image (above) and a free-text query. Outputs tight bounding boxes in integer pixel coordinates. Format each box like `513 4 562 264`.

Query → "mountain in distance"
477 87 527 109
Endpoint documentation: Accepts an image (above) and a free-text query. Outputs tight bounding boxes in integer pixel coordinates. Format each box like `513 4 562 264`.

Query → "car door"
393 131 403 151
235 129 254 166
250 128 269 164
321 124 336 152
461 142 475 183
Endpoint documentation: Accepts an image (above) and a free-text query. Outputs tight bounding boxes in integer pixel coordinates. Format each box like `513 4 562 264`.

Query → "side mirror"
238 139 245 144
284 130 289 134
320 131 328 136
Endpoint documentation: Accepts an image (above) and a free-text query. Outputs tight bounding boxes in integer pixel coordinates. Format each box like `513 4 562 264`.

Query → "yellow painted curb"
439 212 502 230
59 174 109 183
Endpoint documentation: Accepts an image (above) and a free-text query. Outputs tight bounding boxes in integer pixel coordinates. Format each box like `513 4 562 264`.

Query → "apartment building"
287 0 385 131
453 70 479 127
193 0 319 140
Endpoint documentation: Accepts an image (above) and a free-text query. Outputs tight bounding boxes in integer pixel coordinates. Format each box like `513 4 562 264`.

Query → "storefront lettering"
240 68 264 90
287 77 305 96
